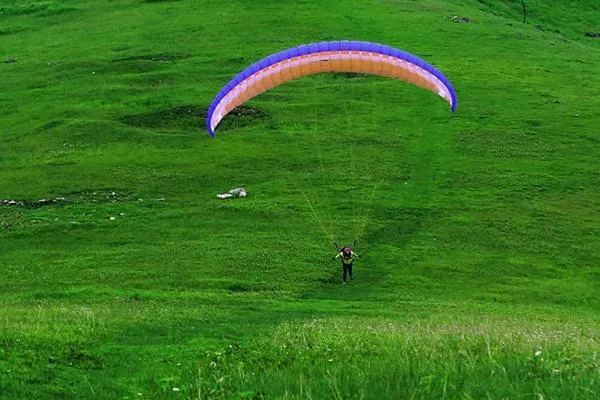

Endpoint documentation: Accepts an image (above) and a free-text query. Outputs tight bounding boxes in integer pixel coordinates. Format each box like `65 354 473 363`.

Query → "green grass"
1 0 600 398
195 317 600 399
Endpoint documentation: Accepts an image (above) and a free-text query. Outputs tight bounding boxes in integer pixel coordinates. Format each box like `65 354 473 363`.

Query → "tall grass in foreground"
192 318 599 400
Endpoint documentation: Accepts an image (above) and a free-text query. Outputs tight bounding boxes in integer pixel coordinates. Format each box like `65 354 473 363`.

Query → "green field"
1 0 600 398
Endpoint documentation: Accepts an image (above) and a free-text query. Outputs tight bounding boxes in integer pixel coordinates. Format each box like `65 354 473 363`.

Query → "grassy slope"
1 0 599 398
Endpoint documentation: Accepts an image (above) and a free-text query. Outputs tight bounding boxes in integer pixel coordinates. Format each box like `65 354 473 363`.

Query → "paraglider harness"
339 246 354 265
333 241 357 262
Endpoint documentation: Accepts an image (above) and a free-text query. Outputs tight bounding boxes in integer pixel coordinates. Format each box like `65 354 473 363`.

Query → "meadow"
1 0 599 398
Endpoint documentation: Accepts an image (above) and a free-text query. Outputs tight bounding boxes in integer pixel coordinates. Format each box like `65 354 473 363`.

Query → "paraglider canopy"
206 40 457 137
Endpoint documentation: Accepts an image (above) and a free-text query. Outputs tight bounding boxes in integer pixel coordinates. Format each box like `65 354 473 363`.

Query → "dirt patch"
119 104 267 133
112 53 189 63
1 190 133 210
217 105 268 132
447 15 474 23
67 190 130 204
38 120 64 131
1 197 69 209
0 2 77 17
119 105 206 130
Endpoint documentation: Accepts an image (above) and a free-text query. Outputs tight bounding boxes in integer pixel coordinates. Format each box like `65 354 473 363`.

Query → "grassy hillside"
474 0 600 45
1 0 599 398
